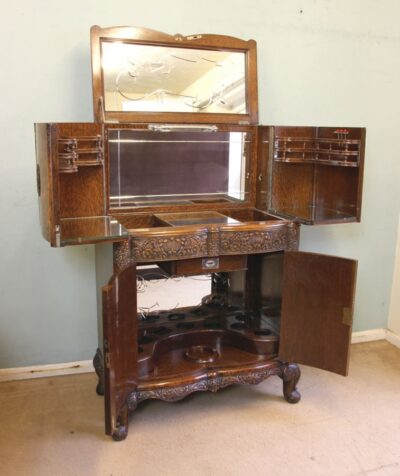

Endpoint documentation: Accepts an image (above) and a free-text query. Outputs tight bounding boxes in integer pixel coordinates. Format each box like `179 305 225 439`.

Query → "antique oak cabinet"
35 26 365 441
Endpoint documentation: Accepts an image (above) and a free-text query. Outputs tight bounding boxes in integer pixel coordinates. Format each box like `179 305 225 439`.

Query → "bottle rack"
273 136 361 167
58 136 103 173
137 300 279 379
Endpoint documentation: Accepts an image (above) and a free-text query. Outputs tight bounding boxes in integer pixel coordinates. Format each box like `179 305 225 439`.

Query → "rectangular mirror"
108 129 251 209
91 26 258 124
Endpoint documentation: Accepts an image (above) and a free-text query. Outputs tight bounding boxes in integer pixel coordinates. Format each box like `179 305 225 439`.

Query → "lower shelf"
135 359 283 404
138 340 278 384
137 302 280 382
93 347 302 442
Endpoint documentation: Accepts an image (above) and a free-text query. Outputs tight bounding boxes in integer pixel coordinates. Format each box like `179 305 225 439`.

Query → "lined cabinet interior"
35 123 365 246
263 126 365 224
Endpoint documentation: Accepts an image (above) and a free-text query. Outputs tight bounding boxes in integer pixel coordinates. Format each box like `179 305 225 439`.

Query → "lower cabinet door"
279 251 357 376
102 264 137 437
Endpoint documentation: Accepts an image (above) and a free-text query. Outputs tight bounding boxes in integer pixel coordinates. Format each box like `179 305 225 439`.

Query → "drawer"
157 255 247 276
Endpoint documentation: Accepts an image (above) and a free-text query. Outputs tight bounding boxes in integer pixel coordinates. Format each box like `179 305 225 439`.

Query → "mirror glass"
101 41 247 114
108 129 250 209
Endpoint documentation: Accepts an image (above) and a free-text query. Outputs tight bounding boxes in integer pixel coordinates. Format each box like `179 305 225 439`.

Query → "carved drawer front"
219 224 290 255
130 222 297 263
157 255 247 276
131 229 209 262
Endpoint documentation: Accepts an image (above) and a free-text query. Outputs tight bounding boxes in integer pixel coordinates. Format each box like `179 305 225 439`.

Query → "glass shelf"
60 216 129 245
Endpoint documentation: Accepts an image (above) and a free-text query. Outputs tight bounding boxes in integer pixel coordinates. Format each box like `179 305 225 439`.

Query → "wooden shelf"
58 136 103 173
273 136 361 167
274 157 359 167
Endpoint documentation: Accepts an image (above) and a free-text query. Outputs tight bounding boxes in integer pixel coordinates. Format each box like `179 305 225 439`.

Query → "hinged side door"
260 125 365 225
103 263 137 440
34 122 107 246
279 251 357 376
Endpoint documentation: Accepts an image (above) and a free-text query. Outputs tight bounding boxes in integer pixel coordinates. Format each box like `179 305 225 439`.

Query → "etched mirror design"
101 41 247 114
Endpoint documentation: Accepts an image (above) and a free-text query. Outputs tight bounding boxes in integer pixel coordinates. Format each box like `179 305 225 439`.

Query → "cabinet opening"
135 263 280 381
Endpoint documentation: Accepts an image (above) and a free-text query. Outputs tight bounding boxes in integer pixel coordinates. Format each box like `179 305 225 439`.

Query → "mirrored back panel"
91 26 258 124
108 128 251 209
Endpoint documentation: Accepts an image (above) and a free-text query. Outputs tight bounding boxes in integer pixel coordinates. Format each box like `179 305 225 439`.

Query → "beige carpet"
0 341 400 476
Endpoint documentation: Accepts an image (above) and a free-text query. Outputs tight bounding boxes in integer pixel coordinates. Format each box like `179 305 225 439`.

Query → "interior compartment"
112 207 286 233
136 263 280 381
268 126 364 224
154 211 241 227
114 208 285 231
107 128 253 210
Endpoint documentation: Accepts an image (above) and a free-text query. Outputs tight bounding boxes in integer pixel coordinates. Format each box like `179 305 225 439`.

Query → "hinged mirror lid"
91 25 258 125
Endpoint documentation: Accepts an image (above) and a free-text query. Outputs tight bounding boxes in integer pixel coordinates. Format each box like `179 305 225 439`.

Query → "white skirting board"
0 360 93 383
0 329 399 383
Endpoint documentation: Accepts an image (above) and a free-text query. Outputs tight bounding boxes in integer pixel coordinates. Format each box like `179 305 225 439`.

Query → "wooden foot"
93 348 104 396
112 405 129 442
281 363 301 404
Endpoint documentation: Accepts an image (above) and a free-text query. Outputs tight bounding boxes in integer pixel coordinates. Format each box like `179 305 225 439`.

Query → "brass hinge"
55 225 61 247
342 307 354 326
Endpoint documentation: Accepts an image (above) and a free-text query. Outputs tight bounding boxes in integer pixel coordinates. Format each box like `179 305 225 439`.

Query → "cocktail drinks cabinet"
35 26 365 441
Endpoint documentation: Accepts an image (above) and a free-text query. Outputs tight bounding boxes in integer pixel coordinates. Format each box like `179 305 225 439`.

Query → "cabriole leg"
280 362 301 403
112 404 129 442
93 348 104 396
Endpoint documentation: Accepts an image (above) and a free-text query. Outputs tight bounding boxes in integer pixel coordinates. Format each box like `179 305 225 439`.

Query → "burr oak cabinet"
35 25 365 440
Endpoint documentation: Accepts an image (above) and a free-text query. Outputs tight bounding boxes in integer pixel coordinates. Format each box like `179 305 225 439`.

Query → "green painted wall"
1 0 399 367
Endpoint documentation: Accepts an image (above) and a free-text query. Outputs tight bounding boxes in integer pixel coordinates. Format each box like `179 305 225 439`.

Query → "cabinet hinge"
105 353 111 369
55 225 61 247
342 307 353 326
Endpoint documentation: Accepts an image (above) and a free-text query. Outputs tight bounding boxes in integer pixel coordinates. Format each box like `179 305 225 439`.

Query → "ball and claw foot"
281 363 301 404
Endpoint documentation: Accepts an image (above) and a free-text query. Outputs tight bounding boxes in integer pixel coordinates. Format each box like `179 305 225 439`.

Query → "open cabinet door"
279 251 357 376
103 263 137 441
259 125 365 225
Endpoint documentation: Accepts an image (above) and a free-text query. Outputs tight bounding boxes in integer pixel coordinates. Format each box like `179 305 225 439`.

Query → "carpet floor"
0 340 399 476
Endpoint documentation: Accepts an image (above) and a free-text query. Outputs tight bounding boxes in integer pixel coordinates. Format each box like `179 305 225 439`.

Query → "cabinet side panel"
35 123 56 244
279 251 357 376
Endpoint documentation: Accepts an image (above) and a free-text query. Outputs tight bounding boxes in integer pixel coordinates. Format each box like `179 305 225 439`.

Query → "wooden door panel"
103 263 137 439
279 251 357 376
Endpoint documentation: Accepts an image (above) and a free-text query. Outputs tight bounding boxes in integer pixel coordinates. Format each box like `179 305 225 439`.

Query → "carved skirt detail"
126 363 300 411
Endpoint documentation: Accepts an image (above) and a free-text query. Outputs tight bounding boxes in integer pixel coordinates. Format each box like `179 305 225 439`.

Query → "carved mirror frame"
91 25 258 124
